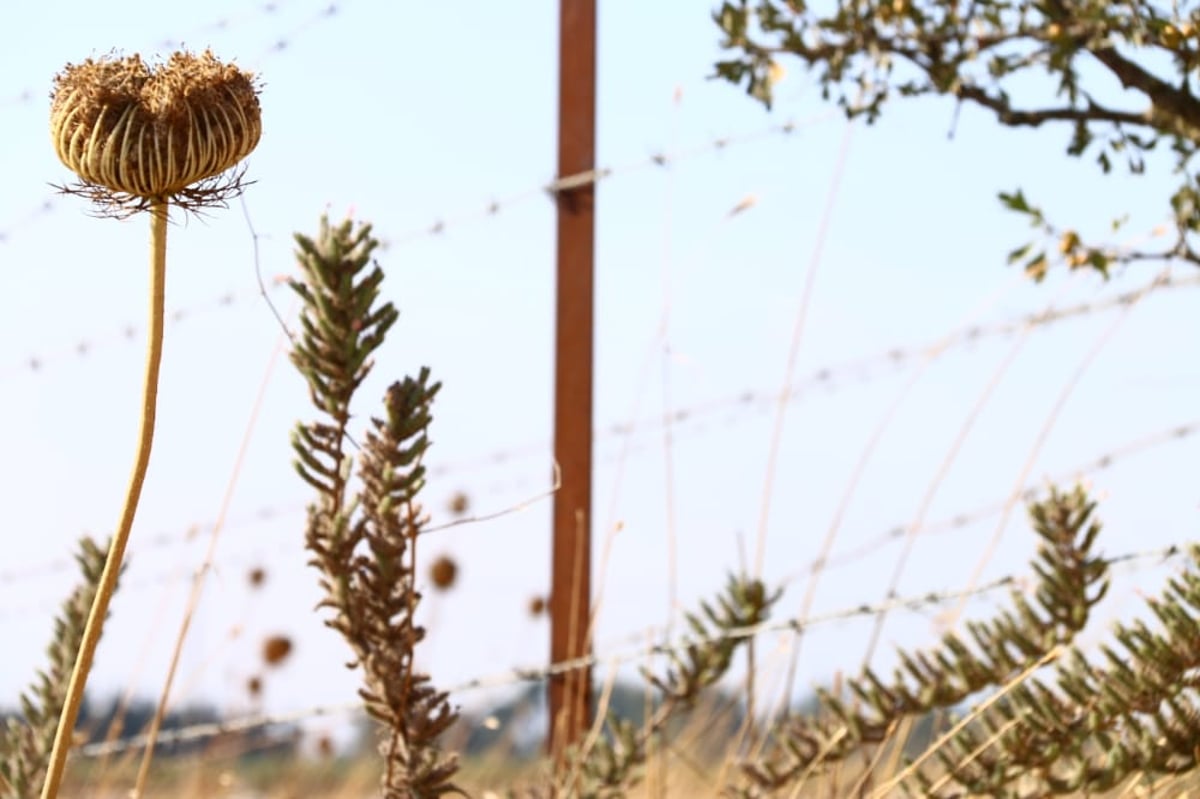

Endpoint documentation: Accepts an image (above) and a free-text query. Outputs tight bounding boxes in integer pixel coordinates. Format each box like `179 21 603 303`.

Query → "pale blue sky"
1 0 1197 748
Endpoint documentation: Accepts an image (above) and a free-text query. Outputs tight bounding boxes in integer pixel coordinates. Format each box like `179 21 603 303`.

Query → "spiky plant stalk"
290 215 460 798
910 539 1200 797
737 484 1109 796
0 539 121 798
564 575 780 799
41 50 261 799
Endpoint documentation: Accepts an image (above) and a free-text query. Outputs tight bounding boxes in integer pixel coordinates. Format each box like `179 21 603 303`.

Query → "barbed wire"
0 114 840 412
174 3 342 61
377 112 835 249
0 103 832 257
0 199 56 245
5 77 1192 376
5 240 1194 429
0 279 292 381
76 538 1194 757
804 419 1200 580
262 266 1200 492
0 467 563 611
0 400 1194 597
594 271 1200 443
0 1 335 109
0 112 833 382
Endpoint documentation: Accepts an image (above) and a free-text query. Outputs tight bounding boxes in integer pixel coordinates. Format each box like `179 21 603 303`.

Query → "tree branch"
954 84 1153 128
1090 46 1200 135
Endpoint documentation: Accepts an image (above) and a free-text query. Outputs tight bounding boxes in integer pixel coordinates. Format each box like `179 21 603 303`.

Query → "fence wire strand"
75 538 1193 757
0 408 1194 598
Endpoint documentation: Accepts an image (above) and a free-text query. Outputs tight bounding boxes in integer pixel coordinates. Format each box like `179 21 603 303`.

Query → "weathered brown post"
548 0 596 766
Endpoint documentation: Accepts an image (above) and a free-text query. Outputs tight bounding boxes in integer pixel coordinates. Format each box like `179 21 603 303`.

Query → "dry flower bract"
50 49 261 214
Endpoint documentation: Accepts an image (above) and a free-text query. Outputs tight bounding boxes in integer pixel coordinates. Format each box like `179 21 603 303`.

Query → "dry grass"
45 720 1200 798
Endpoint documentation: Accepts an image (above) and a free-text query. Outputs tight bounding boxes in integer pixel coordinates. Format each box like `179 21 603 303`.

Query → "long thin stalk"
129 307 289 798
40 199 168 799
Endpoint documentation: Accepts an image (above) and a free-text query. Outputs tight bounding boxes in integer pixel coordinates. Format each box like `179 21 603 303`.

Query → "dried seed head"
246 675 263 697
528 595 547 617
50 49 261 214
447 490 470 517
247 566 267 589
261 634 293 666
429 555 459 591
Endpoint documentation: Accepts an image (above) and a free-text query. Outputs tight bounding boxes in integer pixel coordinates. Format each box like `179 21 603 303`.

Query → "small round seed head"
50 49 261 214
447 491 470 517
247 566 267 589
429 555 459 591
261 634 293 667
528 595 547 618
246 675 263 698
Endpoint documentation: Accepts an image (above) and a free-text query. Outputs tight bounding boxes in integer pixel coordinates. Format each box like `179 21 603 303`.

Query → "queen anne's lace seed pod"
39 50 263 799
50 50 261 212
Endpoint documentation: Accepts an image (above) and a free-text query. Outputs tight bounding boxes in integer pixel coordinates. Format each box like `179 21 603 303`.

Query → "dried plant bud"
246 675 263 698
261 634 293 667
528 595 547 617
50 49 261 214
247 566 267 589
429 555 459 591
446 491 470 517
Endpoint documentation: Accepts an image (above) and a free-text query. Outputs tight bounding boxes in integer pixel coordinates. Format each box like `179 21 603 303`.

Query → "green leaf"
1006 242 1033 264
998 189 1030 213
1086 249 1111 279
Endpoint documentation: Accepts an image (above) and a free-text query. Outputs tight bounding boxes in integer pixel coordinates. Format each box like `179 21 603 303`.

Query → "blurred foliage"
717 486 1200 796
547 576 780 799
713 0 1200 278
0 538 116 798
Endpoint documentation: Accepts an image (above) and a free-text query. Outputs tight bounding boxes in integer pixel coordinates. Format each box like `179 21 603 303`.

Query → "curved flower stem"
41 199 168 799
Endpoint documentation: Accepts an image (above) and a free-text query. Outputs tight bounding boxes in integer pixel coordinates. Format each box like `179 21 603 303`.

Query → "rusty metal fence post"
548 0 596 768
